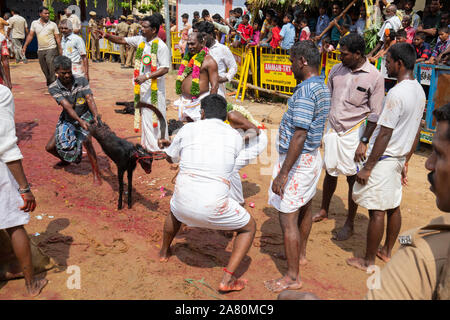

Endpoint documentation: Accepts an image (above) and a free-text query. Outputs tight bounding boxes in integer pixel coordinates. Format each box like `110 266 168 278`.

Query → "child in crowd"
234 14 253 47
395 29 410 43
299 18 311 40
280 13 296 50
413 32 432 63
269 16 282 49
247 20 261 48
369 29 396 63
320 37 335 53
402 15 416 43
426 26 449 64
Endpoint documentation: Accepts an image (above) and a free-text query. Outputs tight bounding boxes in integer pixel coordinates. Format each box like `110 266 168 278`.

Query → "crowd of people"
0 1 449 300
175 0 449 66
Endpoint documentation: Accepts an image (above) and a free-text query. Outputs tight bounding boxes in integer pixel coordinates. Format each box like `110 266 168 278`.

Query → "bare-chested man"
174 31 219 122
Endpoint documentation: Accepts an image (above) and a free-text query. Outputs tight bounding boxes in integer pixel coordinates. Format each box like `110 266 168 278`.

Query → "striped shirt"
278 75 331 154
48 76 92 123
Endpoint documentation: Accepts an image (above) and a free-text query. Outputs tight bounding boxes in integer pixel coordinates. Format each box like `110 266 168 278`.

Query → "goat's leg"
127 168 133 209
118 168 125 210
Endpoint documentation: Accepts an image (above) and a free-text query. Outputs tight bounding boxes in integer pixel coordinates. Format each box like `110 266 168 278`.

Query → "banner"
171 32 182 65
259 48 296 94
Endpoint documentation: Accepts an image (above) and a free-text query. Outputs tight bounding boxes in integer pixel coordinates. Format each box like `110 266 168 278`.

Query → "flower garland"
226 103 266 129
175 47 209 99
133 39 159 132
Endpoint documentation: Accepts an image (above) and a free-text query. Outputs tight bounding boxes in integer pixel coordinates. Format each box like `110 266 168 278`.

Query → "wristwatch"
360 136 369 144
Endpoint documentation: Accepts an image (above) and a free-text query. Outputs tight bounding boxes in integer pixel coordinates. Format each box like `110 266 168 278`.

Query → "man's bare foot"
376 247 391 263
299 256 308 266
346 257 373 271
159 247 172 262
332 225 354 241
264 276 303 293
312 209 328 223
26 278 48 297
218 278 248 293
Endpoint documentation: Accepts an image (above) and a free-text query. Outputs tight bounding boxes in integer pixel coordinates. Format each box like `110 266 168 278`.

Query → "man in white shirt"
98 14 170 151
22 6 62 86
0 85 48 296
60 19 88 80
64 8 81 35
198 21 237 98
7 8 28 64
348 43 426 271
158 94 256 293
378 4 402 42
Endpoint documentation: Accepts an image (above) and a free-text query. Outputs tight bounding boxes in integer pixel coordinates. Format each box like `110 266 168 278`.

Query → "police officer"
125 15 141 68
88 11 101 62
366 102 450 300
116 15 129 67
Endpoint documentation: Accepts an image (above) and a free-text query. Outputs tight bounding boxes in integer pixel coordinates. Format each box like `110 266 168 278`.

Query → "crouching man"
157 94 256 293
46 55 102 185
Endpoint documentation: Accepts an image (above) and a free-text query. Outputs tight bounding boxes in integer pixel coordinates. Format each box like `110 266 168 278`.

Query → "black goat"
88 103 166 209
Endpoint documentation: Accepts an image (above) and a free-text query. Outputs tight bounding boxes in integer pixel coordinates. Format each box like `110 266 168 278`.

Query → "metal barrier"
258 47 297 95
324 51 341 84
414 63 450 144
171 32 182 65
226 43 246 81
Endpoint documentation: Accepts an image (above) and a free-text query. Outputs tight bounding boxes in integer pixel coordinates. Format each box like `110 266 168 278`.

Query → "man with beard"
46 56 102 185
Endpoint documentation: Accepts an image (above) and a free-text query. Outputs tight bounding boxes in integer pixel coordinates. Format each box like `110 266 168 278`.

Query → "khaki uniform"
125 22 141 67
366 214 450 300
116 21 129 65
88 18 100 60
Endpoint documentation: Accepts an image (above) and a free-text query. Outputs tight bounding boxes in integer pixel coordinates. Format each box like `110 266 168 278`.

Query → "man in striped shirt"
265 41 331 293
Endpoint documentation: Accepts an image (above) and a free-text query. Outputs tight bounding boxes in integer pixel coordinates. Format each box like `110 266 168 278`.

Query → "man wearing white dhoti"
264 41 331 293
98 15 170 151
0 85 48 296
157 94 256 294
347 43 426 271
312 33 385 241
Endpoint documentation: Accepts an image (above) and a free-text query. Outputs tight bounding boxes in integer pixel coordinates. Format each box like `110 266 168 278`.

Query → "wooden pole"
315 0 359 41
230 80 292 100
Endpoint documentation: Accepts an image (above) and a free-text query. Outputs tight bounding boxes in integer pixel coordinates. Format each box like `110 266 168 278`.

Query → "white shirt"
165 119 243 178
0 85 23 163
378 15 402 42
209 40 238 98
62 33 86 64
125 36 170 105
0 85 29 229
369 80 426 158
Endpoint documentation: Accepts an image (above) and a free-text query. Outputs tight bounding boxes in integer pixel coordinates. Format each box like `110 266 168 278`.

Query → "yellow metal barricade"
227 43 246 81
324 50 341 84
171 31 182 65
258 47 297 95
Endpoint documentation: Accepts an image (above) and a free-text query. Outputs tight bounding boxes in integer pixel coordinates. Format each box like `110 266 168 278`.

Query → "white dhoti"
268 150 322 214
72 62 85 77
174 92 209 122
323 119 366 177
353 157 405 211
140 81 168 152
229 130 268 204
0 162 28 230
171 172 251 230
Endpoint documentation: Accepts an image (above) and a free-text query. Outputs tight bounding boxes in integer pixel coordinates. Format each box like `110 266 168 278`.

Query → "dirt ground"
0 59 442 300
